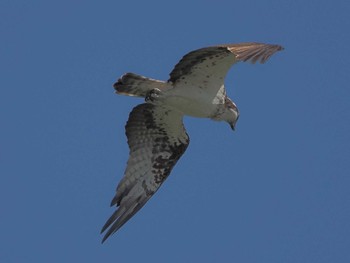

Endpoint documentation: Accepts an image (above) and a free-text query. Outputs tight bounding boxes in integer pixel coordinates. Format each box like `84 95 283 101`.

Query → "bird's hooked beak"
229 114 239 131
228 113 239 131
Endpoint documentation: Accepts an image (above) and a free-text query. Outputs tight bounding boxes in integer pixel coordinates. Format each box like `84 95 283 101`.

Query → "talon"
145 88 161 102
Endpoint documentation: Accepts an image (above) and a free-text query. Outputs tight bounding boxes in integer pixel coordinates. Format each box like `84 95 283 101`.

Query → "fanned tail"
114 73 168 97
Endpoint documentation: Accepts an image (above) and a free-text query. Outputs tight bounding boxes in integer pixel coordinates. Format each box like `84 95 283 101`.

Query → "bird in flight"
101 42 283 242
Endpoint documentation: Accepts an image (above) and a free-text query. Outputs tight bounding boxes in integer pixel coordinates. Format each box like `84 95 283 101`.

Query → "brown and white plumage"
101 103 189 242
102 42 283 242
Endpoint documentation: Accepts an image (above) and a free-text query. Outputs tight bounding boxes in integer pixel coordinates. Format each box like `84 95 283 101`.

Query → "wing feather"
168 42 283 83
169 46 233 83
224 42 284 63
101 103 189 242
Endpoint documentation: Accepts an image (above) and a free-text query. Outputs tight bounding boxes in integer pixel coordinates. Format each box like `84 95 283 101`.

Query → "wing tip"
226 42 284 64
101 230 112 243
100 210 121 243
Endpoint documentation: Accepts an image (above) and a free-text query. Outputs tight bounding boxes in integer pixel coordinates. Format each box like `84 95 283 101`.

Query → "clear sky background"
1 1 350 262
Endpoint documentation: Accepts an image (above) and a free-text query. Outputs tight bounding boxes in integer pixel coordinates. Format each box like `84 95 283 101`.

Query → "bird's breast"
160 95 220 118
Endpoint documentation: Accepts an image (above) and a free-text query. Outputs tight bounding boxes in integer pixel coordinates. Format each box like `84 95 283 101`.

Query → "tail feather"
113 73 167 97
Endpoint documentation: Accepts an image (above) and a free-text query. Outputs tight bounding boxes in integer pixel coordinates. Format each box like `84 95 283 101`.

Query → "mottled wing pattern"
169 46 235 84
101 103 189 242
168 43 283 95
114 73 168 98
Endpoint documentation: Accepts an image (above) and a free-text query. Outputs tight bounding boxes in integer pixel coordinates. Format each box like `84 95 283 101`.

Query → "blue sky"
1 0 349 262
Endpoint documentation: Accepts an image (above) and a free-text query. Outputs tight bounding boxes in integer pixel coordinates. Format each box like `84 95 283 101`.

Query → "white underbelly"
162 95 218 118
159 83 226 118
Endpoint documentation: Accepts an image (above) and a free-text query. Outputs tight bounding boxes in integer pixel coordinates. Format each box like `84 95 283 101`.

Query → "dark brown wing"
101 103 189 242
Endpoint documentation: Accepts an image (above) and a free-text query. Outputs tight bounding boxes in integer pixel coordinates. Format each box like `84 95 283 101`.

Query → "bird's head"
223 98 240 131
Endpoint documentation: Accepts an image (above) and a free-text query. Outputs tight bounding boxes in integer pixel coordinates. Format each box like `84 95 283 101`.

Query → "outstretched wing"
101 103 189 242
168 42 283 96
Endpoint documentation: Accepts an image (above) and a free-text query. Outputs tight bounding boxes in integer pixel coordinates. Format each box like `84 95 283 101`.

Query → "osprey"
101 42 283 242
